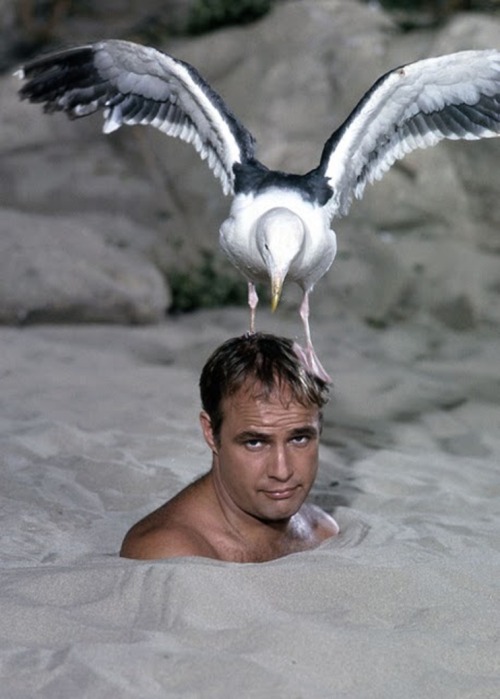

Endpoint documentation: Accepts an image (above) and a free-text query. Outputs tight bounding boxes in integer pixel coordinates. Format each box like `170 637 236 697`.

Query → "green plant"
167 250 259 313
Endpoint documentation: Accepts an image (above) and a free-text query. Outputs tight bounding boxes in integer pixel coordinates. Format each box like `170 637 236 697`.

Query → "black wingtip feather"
18 46 98 106
20 45 95 78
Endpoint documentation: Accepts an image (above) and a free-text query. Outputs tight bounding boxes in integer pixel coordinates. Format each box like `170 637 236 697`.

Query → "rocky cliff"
1 0 500 329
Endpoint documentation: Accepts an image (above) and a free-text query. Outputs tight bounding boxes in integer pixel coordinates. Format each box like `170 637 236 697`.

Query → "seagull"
17 41 500 381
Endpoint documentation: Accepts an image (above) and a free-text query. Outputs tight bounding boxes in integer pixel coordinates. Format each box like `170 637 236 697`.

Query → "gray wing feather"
18 40 256 195
319 50 500 219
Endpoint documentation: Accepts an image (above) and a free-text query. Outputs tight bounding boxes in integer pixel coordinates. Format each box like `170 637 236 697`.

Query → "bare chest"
207 517 322 564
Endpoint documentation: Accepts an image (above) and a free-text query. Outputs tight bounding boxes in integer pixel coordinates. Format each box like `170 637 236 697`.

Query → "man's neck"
202 470 299 560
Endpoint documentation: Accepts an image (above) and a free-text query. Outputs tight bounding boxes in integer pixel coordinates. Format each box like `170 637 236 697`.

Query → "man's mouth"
262 486 299 500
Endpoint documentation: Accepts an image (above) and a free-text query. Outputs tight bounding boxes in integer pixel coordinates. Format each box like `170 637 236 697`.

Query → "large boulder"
0 209 169 324
0 72 173 323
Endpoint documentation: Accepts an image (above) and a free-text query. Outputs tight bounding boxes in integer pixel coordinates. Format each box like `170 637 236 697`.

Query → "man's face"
201 381 321 522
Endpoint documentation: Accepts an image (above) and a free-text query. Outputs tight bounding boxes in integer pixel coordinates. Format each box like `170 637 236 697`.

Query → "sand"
1 307 499 698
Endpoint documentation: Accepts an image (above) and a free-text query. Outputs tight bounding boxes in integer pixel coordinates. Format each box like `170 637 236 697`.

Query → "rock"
0 209 169 324
2 0 500 332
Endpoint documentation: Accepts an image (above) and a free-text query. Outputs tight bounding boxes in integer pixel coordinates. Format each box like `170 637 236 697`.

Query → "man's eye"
291 435 310 446
245 439 263 449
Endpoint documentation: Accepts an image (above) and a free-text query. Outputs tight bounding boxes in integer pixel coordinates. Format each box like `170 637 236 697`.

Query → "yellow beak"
271 276 284 312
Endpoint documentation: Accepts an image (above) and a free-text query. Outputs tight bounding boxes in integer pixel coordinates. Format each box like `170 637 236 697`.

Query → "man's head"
199 332 329 444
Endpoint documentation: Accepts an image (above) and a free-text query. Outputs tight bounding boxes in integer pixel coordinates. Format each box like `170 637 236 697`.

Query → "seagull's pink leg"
293 291 332 383
248 282 259 334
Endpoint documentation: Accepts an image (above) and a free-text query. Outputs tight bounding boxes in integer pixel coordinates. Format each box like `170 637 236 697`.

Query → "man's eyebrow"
236 430 269 441
235 425 319 442
289 426 319 437
292 425 319 435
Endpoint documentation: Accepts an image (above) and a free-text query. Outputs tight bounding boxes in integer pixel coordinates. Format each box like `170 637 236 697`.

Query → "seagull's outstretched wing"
318 50 500 218
17 40 256 195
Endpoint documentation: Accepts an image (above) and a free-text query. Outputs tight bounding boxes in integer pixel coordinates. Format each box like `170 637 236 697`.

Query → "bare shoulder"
302 502 340 540
120 522 216 560
120 475 217 561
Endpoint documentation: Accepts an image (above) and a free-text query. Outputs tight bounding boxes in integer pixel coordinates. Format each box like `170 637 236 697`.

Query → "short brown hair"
199 333 329 440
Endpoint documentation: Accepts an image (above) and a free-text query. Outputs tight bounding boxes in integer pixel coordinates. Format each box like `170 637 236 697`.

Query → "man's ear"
199 411 218 453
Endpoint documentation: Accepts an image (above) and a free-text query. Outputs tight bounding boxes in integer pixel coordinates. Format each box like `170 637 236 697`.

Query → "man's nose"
267 445 293 480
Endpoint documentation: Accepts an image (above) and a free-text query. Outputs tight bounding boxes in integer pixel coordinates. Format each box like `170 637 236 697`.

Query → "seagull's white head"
255 207 306 312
